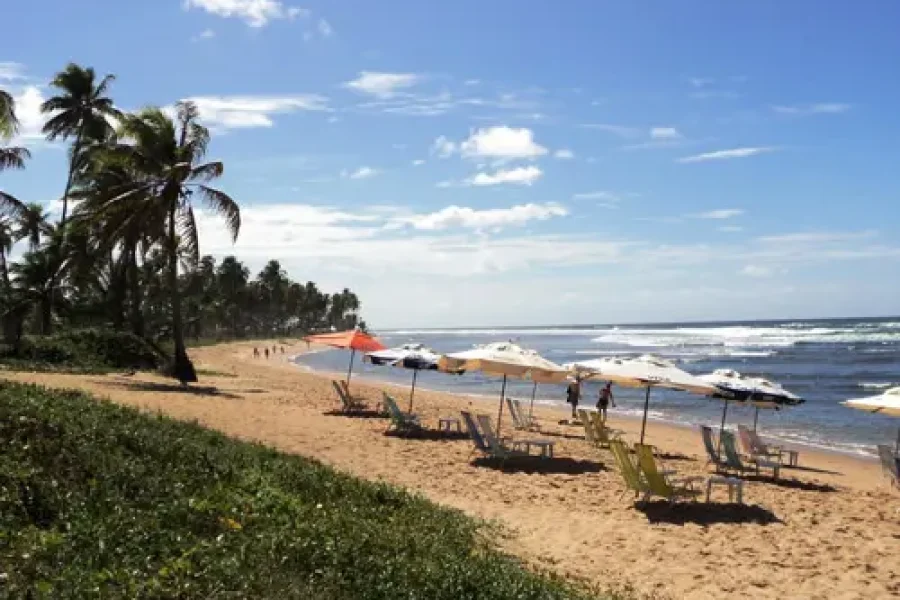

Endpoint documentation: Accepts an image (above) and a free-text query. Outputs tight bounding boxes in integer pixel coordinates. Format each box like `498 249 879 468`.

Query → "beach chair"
635 443 704 503
382 393 423 436
461 411 493 458
608 439 649 500
512 398 539 430
578 409 598 445
721 430 780 479
876 445 899 489
700 426 729 470
506 397 535 431
332 380 366 413
739 425 799 466
475 414 532 461
589 411 623 448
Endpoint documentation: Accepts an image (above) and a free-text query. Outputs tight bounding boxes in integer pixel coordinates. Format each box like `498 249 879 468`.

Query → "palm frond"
0 89 19 139
0 146 30 171
195 185 240 242
0 191 26 219
94 73 116 98
188 161 223 182
178 205 200 268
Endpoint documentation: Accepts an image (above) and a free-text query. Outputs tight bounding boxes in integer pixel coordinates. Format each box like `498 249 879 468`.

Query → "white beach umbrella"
568 354 717 444
439 341 568 434
842 387 900 453
699 369 805 452
365 343 443 412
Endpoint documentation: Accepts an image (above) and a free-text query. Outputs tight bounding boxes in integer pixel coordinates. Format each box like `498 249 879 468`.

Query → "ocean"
294 317 900 458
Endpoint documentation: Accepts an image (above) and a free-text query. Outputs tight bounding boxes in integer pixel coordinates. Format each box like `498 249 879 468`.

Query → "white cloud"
343 166 380 180
317 18 333 37
650 127 681 139
572 190 623 208
192 28 216 41
464 79 481 86
459 126 547 160
466 165 543 186
396 202 568 231
579 123 639 138
771 103 850 116
741 265 773 277
689 77 714 88
182 95 328 129
8 85 47 143
412 159 425 166
183 0 309 28
677 147 774 163
756 231 877 244
694 208 744 219
554 148 575 160
344 71 420 98
0 62 25 82
430 135 456 157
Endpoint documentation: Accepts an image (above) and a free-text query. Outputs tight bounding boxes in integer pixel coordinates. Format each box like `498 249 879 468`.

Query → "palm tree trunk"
0 248 9 290
167 195 196 383
127 244 144 338
59 127 84 228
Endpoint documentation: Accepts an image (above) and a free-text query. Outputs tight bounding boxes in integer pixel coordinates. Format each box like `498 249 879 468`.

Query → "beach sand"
4 339 898 599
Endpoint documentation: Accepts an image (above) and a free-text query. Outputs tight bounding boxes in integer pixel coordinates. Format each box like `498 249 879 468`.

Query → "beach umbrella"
842 387 900 454
699 369 804 453
568 355 717 445
365 343 443 412
303 329 387 387
439 342 568 435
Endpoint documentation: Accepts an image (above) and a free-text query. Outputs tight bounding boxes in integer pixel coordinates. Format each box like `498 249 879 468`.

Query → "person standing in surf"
566 377 581 420
597 382 615 422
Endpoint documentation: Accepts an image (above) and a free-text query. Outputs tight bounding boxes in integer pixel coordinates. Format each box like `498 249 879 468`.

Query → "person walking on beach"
566 378 581 420
264 347 269 359
253 347 259 358
597 382 615 422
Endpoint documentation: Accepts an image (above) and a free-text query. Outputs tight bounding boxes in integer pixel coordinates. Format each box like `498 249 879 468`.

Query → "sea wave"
858 382 894 390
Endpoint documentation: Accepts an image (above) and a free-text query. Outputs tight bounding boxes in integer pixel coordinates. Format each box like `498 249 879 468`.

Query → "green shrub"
2 329 164 372
0 382 607 599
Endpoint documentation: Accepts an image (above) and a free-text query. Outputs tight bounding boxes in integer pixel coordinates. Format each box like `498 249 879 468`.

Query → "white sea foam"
858 382 894 390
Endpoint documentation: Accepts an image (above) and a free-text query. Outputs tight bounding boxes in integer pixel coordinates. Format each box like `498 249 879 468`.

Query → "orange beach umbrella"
303 330 387 386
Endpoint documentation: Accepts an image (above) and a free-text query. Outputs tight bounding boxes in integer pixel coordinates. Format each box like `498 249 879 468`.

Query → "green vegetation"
1 63 364 383
0 381 601 599
0 329 163 373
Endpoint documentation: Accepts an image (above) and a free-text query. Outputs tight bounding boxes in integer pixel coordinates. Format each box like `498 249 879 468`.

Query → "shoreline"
291 354 884 463
3 339 898 599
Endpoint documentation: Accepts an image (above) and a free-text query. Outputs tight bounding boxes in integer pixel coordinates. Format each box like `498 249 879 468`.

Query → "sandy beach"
5 339 898 599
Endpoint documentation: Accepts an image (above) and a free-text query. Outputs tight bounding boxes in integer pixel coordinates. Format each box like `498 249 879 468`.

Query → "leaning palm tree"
1 88 30 220
104 101 240 383
40 63 120 226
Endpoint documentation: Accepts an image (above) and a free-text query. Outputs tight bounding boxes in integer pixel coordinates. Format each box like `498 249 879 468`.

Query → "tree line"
0 63 364 382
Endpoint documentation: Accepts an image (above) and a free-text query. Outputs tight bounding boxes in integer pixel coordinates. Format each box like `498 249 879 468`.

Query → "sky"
2 0 900 328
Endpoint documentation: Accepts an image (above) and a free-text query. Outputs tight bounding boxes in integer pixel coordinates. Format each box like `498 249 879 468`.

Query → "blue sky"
3 0 899 327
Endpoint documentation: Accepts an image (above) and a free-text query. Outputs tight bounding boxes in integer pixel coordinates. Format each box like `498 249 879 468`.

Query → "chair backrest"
719 430 745 469
476 414 504 452
700 426 720 462
512 399 532 426
339 379 353 397
590 412 614 444
461 411 489 452
332 380 350 406
876 445 899 477
636 443 673 497
382 393 404 420
506 397 525 429
736 425 756 455
609 439 644 494
578 410 597 444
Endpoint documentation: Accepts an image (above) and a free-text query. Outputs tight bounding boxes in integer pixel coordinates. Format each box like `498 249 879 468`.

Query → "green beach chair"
721 430 780 479
876 445 899 489
608 439 649 500
589 411 622 448
332 380 366 413
700 425 729 470
578 409 598 445
475 414 531 461
382 393 423 436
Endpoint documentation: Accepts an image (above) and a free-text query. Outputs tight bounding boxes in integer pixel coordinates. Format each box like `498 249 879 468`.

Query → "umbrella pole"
753 406 760 432
497 374 508 436
346 349 356 387
529 381 538 419
639 385 651 446
409 369 418 413
717 399 730 457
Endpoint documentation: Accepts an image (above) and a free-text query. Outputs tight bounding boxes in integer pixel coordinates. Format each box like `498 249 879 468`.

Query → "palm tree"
0 217 13 289
14 202 50 250
41 63 120 227
105 101 240 383
1 88 30 220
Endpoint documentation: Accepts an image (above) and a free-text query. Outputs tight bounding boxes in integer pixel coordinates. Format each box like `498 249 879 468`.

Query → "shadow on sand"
636 500 782 526
103 380 241 399
322 409 388 419
384 429 471 442
742 475 839 493
472 456 606 475
783 464 842 476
